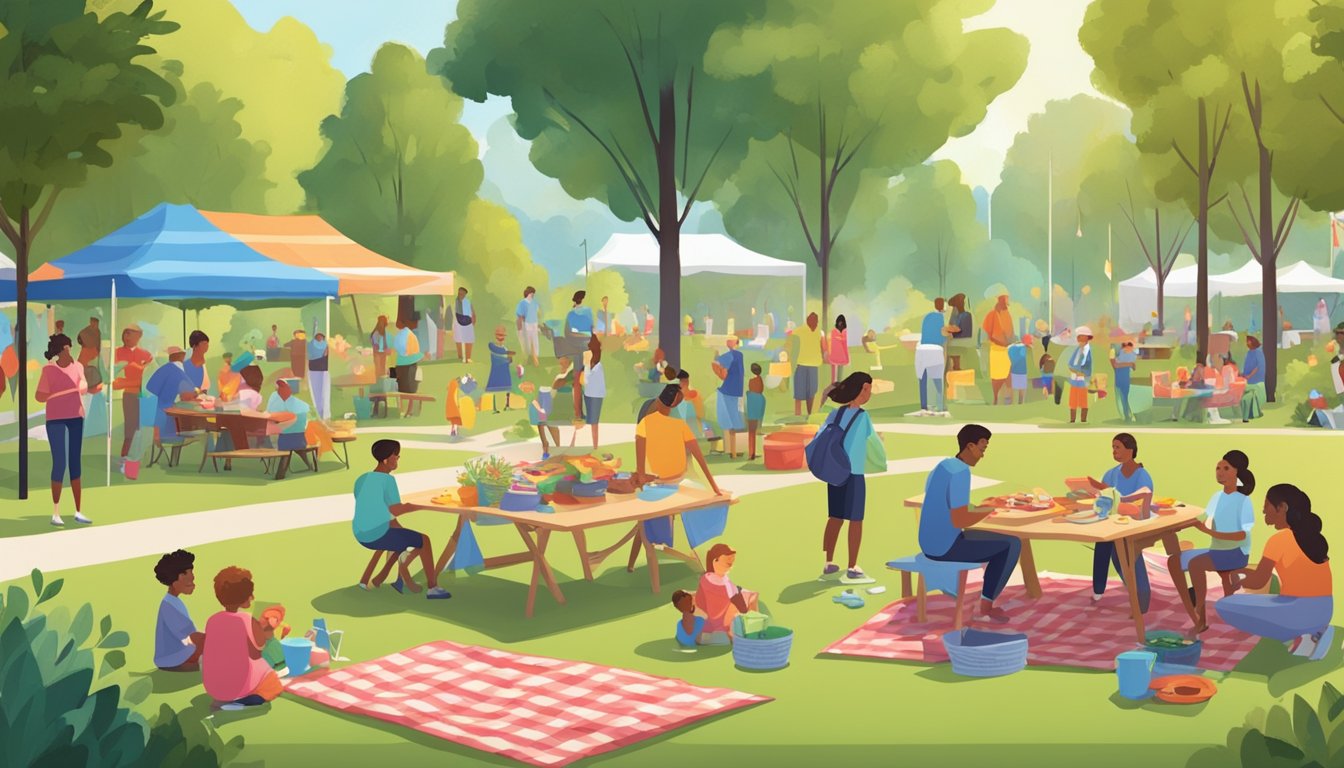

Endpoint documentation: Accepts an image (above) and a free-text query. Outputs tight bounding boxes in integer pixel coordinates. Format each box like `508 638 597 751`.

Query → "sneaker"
1091 592 1103 603
977 606 1012 624
391 577 405 594
50 516 65 527
542 452 550 460
217 703 247 712
426 587 452 600
1290 633 1318 658
845 568 866 581
819 563 840 579
1310 626 1336 661
74 513 92 525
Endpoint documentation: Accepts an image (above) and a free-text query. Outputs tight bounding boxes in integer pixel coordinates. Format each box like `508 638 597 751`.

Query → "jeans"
1092 542 1150 612
928 530 1022 602
1214 595 1333 642
395 363 419 394
919 370 946 412
46 417 84 482
307 370 329 419
1116 381 1132 420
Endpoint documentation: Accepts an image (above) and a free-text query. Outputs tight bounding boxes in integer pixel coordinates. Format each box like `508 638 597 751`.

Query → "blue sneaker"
391 578 405 594
426 587 452 600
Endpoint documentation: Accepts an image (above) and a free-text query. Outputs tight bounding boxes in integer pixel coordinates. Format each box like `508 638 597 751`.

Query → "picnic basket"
731 613 793 671
941 629 1028 677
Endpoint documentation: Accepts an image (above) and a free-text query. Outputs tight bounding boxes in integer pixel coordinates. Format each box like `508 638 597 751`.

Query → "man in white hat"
1066 326 1095 423
143 345 198 443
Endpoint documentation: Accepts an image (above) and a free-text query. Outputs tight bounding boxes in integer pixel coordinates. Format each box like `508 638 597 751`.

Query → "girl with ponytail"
1167 450 1257 632
1215 484 1334 660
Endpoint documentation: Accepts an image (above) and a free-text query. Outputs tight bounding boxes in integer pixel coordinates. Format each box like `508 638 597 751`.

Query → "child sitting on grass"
201 566 284 710
671 589 706 648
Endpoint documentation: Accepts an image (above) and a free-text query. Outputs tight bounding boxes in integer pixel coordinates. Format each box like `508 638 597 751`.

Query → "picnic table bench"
902 492 1203 641
404 486 736 617
207 447 294 479
368 392 435 417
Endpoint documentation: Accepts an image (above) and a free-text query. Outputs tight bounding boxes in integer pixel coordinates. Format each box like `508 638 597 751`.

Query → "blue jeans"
1116 381 1132 420
928 531 1021 602
46 417 84 483
1214 595 1333 642
1092 542 1150 612
919 370 945 411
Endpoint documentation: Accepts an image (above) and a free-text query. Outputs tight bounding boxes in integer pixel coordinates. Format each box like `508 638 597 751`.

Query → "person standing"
453 287 476 363
816 372 886 582
144 346 198 444
287 329 307 380
1111 340 1138 421
713 336 746 458
370 315 390 380
1067 326 1095 424
643 304 655 336
1181 306 1193 347
485 325 515 413
946 293 974 371
113 326 152 473
1313 298 1330 337
77 316 102 398
792 312 825 416
828 315 850 384
307 325 330 420
600 295 612 337
515 286 540 366
746 363 767 461
36 334 97 526
919 424 1020 623
581 334 605 448
266 324 280 352
183 331 211 394
915 297 949 416
393 315 423 396
565 291 595 420
1007 334 1032 406
982 294 1014 405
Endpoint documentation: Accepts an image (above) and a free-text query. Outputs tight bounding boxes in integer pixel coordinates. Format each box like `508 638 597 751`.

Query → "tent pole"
107 279 116 487
324 295 331 418
181 307 186 346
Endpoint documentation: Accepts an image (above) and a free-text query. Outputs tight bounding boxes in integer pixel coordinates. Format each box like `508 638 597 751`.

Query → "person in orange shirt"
1216 483 1333 660
981 294 1014 405
113 326 152 472
633 384 722 494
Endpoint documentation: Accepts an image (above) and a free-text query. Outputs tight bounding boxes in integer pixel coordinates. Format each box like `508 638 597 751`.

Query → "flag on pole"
1104 258 1112 280
1333 213 1341 248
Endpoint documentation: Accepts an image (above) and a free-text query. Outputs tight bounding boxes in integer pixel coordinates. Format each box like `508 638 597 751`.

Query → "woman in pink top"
693 543 759 645
202 566 283 708
35 334 97 526
829 315 850 384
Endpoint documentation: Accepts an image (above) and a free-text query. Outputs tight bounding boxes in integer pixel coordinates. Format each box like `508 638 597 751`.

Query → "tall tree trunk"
396 295 414 326
15 213 30 500
657 82 682 369
1156 277 1166 337
1195 98 1211 363
1262 258 1277 401
818 120 830 328
1154 212 1165 336
1253 100 1279 402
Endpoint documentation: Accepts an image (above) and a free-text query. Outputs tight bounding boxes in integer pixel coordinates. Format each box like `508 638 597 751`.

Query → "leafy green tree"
0 0 177 499
435 0 778 367
871 162 985 298
704 0 1026 323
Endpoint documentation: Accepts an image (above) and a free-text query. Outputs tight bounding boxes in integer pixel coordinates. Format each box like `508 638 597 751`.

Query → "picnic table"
902 492 1203 642
368 391 435 417
165 406 298 478
1153 387 1212 421
404 486 736 617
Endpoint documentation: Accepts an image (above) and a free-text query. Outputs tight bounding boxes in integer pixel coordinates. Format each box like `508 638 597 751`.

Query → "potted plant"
464 455 514 507
456 471 479 507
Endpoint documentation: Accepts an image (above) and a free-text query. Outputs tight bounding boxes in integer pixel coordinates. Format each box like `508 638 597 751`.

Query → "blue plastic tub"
1144 631 1202 668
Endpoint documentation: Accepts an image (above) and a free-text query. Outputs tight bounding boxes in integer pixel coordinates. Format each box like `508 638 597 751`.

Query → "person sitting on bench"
264 378 309 452
352 439 450 599
919 424 1021 623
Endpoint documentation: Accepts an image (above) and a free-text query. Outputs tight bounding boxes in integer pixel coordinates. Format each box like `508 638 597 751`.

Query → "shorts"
1180 548 1250 571
794 365 819 401
914 344 945 379
453 322 475 344
1069 384 1089 409
1011 373 1028 390
360 527 425 553
529 390 553 426
717 393 744 431
584 396 603 425
745 391 766 422
827 474 866 522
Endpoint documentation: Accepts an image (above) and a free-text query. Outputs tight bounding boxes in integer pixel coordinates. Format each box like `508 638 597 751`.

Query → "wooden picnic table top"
902 492 1203 544
404 485 736 532
164 406 288 424
368 392 436 401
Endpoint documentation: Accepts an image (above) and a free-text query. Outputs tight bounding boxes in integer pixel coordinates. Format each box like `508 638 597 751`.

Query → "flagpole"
1047 153 1053 329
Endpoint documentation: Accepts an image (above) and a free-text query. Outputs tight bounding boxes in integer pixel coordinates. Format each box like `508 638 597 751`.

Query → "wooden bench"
207 448 292 479
368 392 436 417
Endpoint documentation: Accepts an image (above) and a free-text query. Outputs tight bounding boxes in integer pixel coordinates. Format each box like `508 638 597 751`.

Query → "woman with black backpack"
813 372 887 582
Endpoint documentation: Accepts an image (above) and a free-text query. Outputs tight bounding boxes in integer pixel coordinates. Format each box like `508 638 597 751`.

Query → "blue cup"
312 618 331 652
281 637 315 676
1115 650 1156 699
1095 496 1114 519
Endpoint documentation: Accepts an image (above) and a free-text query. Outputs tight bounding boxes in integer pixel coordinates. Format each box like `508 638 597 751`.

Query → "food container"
941 629 1029 677
1144 631 1202 668
731 614 793 671
558 479 607 498
763 431 810 470
500 488 541 512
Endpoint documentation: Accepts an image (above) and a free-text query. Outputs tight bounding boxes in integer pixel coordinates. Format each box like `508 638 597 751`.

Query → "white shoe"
51 516 65 527
74 513 92 525
1290 633 1318 658
1091 592 1103 603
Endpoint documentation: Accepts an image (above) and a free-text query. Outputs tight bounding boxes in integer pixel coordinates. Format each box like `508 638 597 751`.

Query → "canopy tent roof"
1209 259 1265 298
27 204 338 302
200 211 454 296
1275 260 1344 293
583 233 808 278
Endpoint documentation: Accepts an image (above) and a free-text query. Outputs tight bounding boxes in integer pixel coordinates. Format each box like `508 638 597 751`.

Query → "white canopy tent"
583 233 807 316
1276 260 1344 293
1210 260 1265 298
1117 262 1201 329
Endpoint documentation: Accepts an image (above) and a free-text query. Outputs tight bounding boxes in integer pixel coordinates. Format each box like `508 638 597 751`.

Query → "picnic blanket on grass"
822 554 1261 672
284 640 769 766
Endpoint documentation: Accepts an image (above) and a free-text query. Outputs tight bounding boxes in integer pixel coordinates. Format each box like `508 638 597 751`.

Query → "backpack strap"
836 407 864 439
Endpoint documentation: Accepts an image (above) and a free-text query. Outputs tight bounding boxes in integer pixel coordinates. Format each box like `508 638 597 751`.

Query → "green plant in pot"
464 455 515 507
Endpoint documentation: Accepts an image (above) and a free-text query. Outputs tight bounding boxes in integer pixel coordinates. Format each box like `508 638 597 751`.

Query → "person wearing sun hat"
1067 326 1095 423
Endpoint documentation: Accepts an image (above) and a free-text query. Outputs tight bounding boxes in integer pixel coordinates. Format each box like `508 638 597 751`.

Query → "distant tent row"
1118 259 1344 329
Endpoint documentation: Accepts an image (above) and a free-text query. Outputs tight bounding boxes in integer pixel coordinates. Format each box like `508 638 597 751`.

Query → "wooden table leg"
515 524 565 617
642 527 662 594
1115 537 1147 642
572 530 596 581
626 529 643 572
1018 539 1042 599
432 516 467 575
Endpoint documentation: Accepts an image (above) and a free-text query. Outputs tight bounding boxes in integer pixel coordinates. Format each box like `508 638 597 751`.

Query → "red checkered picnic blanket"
284 641 769 766
822 554 1261 671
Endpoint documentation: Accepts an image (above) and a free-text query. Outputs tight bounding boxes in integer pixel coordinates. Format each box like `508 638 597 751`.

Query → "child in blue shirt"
672 590 706 648
1111 341 1139 421
1007 336 1031 405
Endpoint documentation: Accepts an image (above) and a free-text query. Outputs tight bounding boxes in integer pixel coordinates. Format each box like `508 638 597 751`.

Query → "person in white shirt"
580 334 605 448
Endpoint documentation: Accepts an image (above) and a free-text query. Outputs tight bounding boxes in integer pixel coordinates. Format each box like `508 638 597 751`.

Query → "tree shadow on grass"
775 578 838 605
131 667 202 695
1226 628 1343 697
633 639 731 663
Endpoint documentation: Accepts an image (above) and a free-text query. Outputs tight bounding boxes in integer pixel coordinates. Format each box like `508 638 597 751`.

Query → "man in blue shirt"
713 337 746 457
1240 335 1265 386
353 439 450 598
144 345 197 442
919 424 1021 622
266 378 311 452
915 297 948 415
1111 340 1139 421
153 549 204 671
515 286 540 366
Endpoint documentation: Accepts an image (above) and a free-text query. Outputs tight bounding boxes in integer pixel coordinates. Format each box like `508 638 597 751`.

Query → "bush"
0 569 241 768
1186 682 1344 768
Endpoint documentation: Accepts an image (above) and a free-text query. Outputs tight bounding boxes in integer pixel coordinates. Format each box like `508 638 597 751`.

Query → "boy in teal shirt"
353 439 450 599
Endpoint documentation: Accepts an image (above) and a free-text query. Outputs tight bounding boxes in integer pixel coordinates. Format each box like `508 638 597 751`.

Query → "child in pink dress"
829 315 850 384
693 544 758 645
202 566 283 709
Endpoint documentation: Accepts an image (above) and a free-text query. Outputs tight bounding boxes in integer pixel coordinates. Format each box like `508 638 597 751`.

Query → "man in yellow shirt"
792 312 826 416
635 384 723 495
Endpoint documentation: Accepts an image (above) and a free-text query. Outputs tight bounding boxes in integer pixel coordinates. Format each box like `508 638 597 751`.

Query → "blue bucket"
1116 650 1157 699
281 637 314 677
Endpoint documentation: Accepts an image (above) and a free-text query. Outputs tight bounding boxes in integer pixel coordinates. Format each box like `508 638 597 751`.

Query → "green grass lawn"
11 430 1342 767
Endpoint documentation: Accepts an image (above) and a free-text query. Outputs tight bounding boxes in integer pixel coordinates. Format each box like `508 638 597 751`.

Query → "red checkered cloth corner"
822 553 1261 671
284 640 770 766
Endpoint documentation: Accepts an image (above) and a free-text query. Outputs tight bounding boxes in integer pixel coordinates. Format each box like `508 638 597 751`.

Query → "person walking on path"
915 297 950 416
580 334 605 448
946 293 974 371
453 287 476 364
113 326 152 473
829 314 850 385
515 286 540 366
792 312 825 416
370 315 390 381
36 334 97 526
816 372 886 582
983 294 1014 405
485 325 515 413
713 336 746 458
393 315 424 399
77 316 102 399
